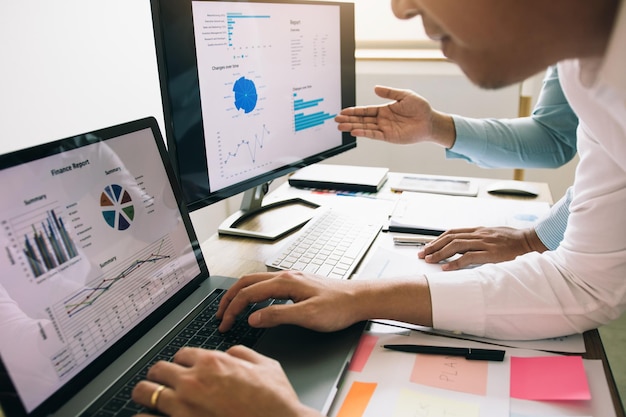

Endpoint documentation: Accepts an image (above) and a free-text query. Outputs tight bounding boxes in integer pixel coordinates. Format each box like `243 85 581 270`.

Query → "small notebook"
288 164 389 193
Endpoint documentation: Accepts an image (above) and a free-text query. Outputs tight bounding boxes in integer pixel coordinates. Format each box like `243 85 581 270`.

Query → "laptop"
0 117 365 417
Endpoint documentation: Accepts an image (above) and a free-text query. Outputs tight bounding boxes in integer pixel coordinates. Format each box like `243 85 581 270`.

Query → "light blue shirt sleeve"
445 66 578 249
446 66 578 169
534 187 572 250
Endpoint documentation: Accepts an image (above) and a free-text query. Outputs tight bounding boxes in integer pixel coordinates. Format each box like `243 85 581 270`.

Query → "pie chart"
233 76 257 114
100 184 135 230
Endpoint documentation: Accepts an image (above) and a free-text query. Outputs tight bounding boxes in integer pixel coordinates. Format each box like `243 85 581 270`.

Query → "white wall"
0 1 577 243
0 1 164 151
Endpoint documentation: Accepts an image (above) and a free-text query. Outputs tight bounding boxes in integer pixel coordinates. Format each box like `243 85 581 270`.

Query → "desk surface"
200 173 624 416
201 174 554 277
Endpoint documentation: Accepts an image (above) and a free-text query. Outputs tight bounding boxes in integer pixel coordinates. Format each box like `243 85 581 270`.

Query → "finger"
132 380 174 413
145 359 188 388
421 231 486 257
338 105 380 117
172 346 225 368
217 272 276 318
440 227 481 235
374 85 406 101
423 239 478 263
335 120 381 133
218 275 297 332
226 344 268 365
334 113 379 124
420 234 455 256
245 302 303 328
441 251 489 271
349 128 386 141
426 228 479 247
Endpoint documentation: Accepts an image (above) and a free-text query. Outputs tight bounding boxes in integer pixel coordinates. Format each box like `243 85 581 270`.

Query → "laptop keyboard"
266 209 382 280
84 289 284 417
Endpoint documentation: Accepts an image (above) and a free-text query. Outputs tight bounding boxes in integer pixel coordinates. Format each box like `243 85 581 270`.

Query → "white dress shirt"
427 1 626 340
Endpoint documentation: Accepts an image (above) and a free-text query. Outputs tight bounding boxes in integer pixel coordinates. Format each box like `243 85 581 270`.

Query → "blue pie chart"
233 76 257 114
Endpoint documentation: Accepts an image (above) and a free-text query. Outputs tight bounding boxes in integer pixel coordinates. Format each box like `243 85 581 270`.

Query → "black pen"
386 225 444 236
382 344 505 361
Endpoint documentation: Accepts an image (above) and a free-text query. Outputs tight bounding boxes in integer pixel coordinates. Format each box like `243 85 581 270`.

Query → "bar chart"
10 207 79 279
293 92 336 132
226 11 271 50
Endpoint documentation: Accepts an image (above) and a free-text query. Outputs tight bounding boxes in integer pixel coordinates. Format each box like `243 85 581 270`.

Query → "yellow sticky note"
393 388 480 417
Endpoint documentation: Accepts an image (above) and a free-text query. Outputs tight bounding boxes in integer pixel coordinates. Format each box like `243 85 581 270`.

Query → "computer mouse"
485 180 539 197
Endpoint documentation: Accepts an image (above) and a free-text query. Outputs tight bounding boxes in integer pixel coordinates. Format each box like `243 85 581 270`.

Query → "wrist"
524 228 549 253
429 111 456 148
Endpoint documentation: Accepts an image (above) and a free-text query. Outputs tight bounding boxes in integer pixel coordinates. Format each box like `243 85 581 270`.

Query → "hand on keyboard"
216 270 366 333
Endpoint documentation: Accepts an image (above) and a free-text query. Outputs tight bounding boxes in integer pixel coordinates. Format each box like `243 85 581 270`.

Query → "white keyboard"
266 208 382 279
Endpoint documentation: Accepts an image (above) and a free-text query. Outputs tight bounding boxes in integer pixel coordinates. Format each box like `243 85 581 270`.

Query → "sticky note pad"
349 334 378 372
510 356 591 400
410 353 488 396
335 381 377 417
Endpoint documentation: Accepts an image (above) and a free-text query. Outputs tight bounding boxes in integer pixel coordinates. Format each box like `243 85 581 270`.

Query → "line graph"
62 239 170 317
218 124 271 171
52 236 186 368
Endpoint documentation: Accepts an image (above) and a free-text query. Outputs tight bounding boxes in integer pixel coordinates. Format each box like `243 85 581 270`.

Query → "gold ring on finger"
150 384 166 409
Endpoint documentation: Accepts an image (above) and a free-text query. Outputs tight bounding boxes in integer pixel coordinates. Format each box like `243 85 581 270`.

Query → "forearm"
446 66 578 169
354 278 433 327
448 116 577 168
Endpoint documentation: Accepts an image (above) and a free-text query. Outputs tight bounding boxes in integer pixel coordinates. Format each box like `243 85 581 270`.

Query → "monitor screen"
150 0 356 238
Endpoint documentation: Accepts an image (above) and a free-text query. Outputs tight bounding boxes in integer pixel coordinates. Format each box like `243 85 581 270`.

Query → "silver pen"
393 235 437 246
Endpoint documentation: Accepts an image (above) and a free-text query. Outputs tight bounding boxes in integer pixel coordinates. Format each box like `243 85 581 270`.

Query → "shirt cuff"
427 270 486 336
535 188 572 250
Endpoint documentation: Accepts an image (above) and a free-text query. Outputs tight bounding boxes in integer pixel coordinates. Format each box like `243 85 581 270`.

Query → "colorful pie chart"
100 184 135 230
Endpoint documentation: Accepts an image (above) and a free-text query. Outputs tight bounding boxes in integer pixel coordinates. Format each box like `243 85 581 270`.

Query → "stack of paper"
388 191 551 233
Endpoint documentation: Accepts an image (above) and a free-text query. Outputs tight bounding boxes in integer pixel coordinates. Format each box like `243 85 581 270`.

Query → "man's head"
391 0 619 88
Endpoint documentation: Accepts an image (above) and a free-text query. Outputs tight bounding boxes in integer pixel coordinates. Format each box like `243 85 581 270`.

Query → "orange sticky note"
335 381 377 417
348 334 378 372
510 356 591 400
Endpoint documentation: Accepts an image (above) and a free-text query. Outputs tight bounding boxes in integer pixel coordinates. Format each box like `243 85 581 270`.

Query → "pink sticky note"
410 354 489 396
510 356 591 400
348 334 378 372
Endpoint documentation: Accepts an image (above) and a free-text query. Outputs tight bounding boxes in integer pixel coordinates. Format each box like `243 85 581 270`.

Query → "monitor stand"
217 182 319 240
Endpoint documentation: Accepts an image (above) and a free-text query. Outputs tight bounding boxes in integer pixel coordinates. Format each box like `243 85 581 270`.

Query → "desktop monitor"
150 0 356 239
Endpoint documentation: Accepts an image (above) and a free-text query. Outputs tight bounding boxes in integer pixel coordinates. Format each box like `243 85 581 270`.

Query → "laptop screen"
0 118 204 414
